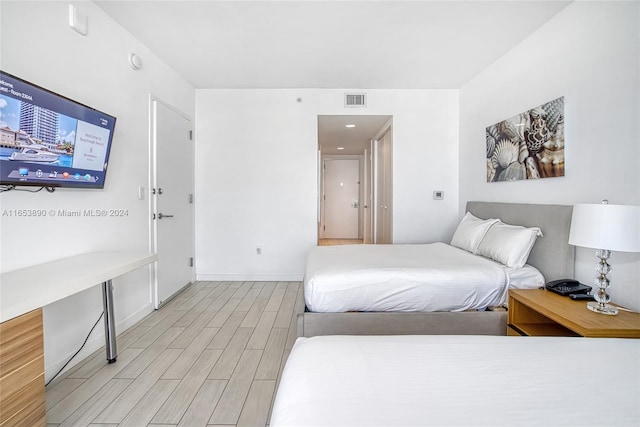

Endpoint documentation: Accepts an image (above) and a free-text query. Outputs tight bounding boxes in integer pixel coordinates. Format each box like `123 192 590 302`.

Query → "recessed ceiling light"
337 147 345 150
345 124 356 128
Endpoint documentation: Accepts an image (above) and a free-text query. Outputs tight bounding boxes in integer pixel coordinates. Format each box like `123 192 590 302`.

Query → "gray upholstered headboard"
466 201 574 281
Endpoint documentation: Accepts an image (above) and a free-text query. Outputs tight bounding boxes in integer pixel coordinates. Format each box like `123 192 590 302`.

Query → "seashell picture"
486 96 564 182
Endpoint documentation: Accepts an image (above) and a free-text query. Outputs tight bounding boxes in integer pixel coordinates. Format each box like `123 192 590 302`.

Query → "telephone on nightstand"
545 279 592 296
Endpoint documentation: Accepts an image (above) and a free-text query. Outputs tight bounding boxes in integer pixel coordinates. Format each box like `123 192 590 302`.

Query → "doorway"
317 115 392 246
150 98 194 309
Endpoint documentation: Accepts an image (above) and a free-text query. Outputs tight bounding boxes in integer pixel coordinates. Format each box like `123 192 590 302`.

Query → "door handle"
158 213 174 220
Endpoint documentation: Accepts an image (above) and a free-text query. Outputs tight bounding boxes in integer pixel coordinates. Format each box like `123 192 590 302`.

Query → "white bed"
298 202 575 337
271 335 640 427
305 242 544 312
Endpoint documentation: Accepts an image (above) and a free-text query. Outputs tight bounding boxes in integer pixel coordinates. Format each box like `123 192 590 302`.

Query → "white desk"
1 251 157 361
0 252 156 425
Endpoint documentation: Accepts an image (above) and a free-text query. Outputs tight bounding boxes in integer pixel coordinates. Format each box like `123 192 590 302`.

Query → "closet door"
363 146 373 244
375 131 392 244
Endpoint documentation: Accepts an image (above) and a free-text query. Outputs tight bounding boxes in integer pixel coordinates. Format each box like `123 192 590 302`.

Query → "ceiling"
95 0 571 155
96 0 571 90
318 115 391 155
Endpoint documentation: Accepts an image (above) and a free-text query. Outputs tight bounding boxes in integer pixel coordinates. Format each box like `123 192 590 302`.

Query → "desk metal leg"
102 279 117 363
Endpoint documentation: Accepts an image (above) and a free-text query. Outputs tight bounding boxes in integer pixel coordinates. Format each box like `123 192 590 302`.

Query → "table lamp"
568 201 640 315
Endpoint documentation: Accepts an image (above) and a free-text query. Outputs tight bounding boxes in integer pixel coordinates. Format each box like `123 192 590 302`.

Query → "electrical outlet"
138 186 145 200
256 245 263 255
433 190 444 200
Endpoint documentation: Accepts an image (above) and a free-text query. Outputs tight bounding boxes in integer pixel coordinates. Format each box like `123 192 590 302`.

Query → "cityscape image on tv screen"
0 71 116 188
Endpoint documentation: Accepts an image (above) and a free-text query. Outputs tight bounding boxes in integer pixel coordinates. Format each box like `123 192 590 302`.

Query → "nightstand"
508 289 640 338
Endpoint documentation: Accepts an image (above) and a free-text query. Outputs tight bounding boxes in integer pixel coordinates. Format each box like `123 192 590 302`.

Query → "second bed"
298 201 575 337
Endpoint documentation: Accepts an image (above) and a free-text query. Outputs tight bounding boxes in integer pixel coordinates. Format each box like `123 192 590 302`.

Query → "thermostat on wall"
433 191 444 200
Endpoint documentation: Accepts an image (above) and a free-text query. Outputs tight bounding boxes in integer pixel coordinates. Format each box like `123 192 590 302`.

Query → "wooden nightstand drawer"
507 325 524 336
508 289 640 338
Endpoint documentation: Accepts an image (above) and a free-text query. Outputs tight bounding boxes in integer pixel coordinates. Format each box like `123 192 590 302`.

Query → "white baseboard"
118 302 155 332
44 302 154 383
196 273 304 282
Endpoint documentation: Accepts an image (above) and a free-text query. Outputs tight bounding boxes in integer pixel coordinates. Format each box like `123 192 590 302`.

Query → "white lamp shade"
569 204 640 252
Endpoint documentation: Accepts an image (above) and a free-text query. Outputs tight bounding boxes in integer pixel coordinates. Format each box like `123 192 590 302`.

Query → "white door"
375 131 392 244
322 159 359 239
152 100 194 308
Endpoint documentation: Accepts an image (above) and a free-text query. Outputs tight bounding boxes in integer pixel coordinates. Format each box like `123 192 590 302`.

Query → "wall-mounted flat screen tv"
0 70 116 189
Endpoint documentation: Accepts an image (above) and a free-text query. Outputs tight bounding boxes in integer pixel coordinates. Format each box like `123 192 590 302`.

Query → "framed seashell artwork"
486 96 564 182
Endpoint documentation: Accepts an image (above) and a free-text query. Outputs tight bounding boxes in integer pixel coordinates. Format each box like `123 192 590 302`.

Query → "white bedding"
271 335 640 427
304 242 543 312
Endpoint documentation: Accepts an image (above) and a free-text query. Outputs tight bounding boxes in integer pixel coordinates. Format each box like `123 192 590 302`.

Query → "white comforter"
271 335 640 427
304 242 530 312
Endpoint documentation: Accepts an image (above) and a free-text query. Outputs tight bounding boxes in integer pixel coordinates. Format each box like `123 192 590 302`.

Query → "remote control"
569 293 595 301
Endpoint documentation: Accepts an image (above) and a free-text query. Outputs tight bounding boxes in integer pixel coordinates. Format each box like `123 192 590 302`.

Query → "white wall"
459 1 640 310
0 1 194 380
195 89 459 280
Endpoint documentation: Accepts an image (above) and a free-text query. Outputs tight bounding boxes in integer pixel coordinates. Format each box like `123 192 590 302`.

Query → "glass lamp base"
587 301 618 316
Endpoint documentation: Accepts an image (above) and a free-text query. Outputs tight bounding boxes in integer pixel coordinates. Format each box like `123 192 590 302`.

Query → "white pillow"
450 212 499 254
476 221 543 268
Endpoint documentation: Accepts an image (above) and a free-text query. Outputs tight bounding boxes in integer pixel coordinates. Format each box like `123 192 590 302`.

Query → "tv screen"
0 71 116 189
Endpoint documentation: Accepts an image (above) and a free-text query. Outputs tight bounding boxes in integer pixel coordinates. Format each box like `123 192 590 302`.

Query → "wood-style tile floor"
318 239 363 246
45 281 304 427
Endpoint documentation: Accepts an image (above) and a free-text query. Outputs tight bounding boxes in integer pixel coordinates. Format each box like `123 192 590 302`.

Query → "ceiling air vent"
345 93 366 108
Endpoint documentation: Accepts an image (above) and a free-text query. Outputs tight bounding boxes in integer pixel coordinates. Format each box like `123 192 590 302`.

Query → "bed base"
297 311 507 337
